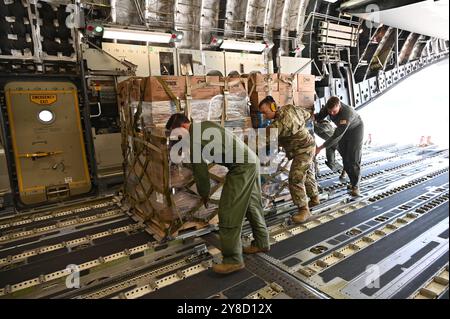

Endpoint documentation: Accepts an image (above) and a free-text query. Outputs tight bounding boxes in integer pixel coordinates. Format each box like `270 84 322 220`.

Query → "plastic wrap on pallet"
135 93 249 127
146 177 222 222
260 150 287 175
191 93 249 122
138 101 176 126
170 165 193 188
172 191 202 214
118 75 311 238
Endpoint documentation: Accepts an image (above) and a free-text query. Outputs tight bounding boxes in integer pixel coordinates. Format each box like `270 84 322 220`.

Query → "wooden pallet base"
145 214 219 241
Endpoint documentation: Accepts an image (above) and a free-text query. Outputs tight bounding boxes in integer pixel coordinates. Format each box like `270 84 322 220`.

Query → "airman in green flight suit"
166 114 270 275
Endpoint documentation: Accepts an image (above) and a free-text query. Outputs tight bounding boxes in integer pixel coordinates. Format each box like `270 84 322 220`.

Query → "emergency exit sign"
30 94 57 105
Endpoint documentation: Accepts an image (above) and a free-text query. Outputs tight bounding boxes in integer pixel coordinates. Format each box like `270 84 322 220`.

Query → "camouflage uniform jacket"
267 104 315 159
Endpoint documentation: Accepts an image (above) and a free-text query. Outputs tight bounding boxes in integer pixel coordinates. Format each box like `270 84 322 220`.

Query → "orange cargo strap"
279 74 295 98
156 76 182 113
222 78 229 126
133 77 148 132
267 74 273 96
185 75 193 119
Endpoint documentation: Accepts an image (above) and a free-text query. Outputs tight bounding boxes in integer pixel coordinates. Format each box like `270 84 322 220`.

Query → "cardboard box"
223 77 248 95
117 77 145 103
278 74 295 93
248 73 278 93
145 76 186 102
250 90 299 109
144 76 223 102
297 74 316 92
189 76 221 99
277 92 294 106
294 91 315 109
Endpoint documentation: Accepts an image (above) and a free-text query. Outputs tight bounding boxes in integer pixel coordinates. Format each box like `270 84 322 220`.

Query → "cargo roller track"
0 144 447 299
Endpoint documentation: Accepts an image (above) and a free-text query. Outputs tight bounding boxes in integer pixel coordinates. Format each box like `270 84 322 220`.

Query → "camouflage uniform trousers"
288 146 319 208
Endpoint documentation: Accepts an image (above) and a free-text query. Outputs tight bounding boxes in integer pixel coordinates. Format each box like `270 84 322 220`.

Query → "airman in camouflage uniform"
259 98 320 223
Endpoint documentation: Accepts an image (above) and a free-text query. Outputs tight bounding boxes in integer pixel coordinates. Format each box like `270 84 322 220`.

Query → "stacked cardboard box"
117 95 223 238
248 73 282 108
118 73 317 239
293 74 316 110
247 73 316 111
143 76 223 101
120 75 250 128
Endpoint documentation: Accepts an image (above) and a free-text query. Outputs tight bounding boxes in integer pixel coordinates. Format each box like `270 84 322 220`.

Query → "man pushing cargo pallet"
166 114 270 275
257 97 321 224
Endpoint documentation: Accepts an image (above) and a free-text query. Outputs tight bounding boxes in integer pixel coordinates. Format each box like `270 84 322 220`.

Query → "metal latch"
19 151 63 160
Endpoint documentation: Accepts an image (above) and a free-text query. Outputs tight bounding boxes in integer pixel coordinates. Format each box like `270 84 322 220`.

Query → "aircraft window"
38 110 55 124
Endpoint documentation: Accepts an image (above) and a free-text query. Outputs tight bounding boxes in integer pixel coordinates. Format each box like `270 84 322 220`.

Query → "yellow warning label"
30 94 57 105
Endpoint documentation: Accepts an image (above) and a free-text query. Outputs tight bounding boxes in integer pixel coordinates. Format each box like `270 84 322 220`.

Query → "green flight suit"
189 121 270 264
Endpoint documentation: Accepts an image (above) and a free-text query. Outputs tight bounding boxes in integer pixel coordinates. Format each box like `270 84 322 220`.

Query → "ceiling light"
103 28 172 43
220 39 268 52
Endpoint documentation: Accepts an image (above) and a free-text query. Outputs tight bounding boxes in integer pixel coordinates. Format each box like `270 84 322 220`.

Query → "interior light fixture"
170 30 184 43
102 28 173 43
219 39 268 52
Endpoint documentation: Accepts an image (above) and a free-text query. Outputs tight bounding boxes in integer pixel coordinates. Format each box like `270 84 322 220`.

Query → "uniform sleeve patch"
340 119 348 125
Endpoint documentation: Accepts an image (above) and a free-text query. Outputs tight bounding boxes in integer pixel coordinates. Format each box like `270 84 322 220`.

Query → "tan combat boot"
292 206 312 224
351 186 361 197
339 171 347 181
243 245 269 254
212 263 245 274
308 195 321 208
